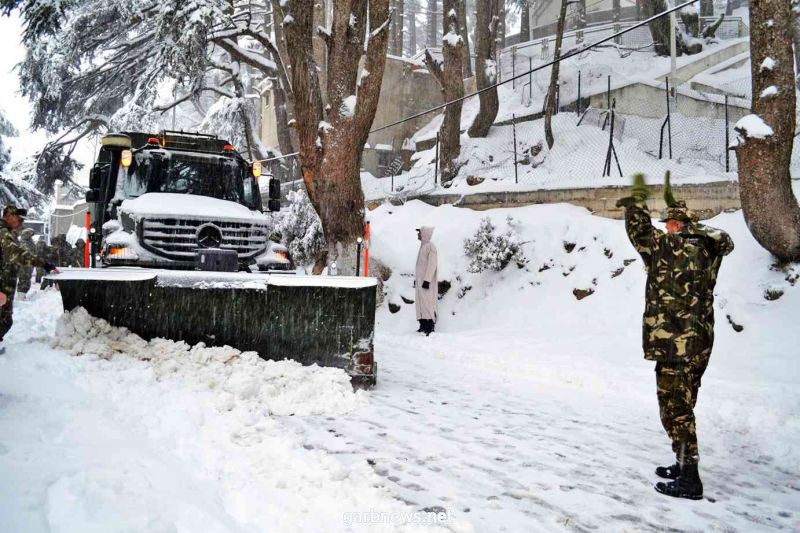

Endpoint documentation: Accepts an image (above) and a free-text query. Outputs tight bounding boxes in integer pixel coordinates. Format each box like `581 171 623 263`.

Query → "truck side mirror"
267 177 281 212
269 177 281 200
86 189 101 203
89 165 102 189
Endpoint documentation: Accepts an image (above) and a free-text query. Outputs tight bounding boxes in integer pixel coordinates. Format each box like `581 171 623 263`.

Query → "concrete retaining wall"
372 181 741 220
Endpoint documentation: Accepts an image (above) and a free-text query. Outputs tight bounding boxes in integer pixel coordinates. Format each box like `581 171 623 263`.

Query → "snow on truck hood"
120 193 268 223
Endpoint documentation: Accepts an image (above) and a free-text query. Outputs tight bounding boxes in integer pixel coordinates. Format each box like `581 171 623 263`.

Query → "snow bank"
52 307 365 416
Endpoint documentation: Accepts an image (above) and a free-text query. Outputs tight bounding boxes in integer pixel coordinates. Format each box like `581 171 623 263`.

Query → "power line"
257 0 698 164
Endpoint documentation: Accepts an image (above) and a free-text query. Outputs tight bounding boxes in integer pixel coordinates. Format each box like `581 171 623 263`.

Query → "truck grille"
141 218 268 260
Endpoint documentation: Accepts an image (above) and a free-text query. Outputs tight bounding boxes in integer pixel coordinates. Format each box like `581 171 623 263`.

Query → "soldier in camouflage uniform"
34 237 50 283
617 172 733 500
0 206 57 349
16 228 36 296
53 235 73 267
72 238 86 267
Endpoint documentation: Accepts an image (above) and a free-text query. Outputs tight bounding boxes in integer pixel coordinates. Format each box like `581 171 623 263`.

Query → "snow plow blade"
49 269 378 388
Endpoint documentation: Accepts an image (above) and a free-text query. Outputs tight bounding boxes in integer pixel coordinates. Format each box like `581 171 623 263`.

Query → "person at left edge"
0 205 58 352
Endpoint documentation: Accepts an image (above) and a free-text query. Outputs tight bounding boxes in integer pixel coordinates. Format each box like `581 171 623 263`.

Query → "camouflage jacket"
0 221 48 294
622 199 734 363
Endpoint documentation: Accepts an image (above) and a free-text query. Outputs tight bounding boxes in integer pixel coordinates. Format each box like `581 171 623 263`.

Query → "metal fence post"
666 77 673 159
512 113 519 184
529 57 533 103
434 132 440 187
724 95 730 172
607 75 611 110
577 70 581 116
512 47 516 89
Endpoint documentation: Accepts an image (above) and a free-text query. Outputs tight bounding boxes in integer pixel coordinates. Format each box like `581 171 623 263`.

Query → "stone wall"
370 181 741 220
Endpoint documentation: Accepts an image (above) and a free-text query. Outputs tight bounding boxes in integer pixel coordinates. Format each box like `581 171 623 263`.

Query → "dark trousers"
655 350 711 464
0 290 14 342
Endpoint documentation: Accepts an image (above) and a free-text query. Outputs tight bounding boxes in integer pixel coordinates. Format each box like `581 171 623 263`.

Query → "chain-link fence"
262 11 779 206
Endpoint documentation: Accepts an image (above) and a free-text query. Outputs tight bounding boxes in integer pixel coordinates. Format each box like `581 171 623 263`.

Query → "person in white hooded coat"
415 226 438 335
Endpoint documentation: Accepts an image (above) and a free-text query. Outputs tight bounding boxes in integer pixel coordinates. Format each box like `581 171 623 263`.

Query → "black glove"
44 262 56 273
422 281 430 289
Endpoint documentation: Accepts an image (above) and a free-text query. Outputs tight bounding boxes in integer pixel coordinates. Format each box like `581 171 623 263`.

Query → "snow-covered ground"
2 202 799 532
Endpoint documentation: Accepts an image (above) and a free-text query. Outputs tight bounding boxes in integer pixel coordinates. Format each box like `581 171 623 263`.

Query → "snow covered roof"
374 144 393 152
386 54 426 69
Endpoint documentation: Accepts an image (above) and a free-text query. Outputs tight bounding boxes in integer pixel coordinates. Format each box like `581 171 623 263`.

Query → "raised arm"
616 173 661 267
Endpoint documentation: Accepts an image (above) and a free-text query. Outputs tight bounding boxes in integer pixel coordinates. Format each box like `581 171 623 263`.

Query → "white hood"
120 193 269 224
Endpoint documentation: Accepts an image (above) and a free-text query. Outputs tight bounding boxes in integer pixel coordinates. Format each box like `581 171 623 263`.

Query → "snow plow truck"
49 131 377 387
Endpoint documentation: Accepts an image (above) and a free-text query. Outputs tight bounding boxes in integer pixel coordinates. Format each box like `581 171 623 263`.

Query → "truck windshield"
123 150 254 207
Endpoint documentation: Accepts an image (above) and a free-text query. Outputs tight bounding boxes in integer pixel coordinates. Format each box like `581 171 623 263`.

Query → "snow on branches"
0 109 18 173
274 188 326 268
463 217 528 273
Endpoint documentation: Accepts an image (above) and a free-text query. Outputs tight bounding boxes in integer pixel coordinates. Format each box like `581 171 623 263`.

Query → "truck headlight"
107 245 139 260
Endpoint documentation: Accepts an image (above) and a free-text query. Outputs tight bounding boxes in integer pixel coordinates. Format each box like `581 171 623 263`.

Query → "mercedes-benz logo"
197 224 223 248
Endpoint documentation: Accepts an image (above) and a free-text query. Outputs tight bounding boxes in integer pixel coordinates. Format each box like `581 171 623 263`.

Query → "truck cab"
86 131 291 271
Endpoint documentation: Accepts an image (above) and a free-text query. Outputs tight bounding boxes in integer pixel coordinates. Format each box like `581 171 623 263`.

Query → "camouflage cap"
20 227 35 236
3 205 28 218
659 202 698 223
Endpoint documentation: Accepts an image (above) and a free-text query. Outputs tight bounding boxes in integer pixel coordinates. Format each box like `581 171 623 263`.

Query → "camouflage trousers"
655 350 711 465
18 267 33 294
0 290 14 342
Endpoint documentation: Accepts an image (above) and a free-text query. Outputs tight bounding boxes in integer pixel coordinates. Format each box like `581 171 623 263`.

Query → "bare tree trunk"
520 1 530 43
424 4 464 182
390 0 398 55
700 0 713 16
457 0 472 77
725 0 734 16
409 0 418 54
396 0 405 55
280 0 392 273
575 0 587 43
271 0 299 154
468 0 498 137
427 0 438 47
681 11 700 38
495 0 505 48
701 13 725 39
544 0 567 149
613 0 621 43
792 0 800 92
733 0 800 261
642 0 671 56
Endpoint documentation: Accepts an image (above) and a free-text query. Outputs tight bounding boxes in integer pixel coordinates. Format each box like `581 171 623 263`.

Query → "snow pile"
2 294 459 532
52 307 365 416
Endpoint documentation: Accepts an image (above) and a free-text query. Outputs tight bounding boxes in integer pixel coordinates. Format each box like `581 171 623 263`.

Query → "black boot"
655 462 681 480
422 319 434 336
655 462 703 500
416 320 424 333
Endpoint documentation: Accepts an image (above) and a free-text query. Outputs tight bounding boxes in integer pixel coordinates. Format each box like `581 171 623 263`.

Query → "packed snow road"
0 287 797 532
286 329 799 532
